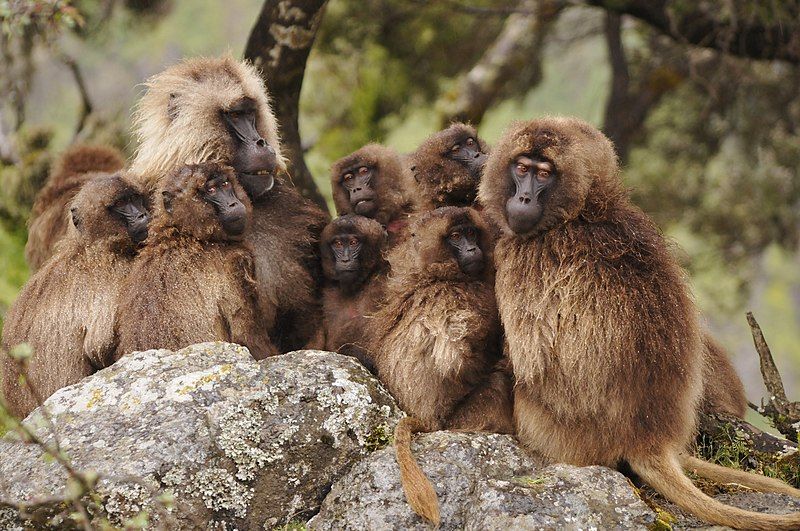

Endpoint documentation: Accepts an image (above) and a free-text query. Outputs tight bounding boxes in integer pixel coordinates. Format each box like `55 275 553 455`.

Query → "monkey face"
447 134 487 181
445 223 485 276
410 123 488 208
505 155 556 234
202 170 248 237
320 215 388 289
223 97 278 200
70 173 151 247
330 233 363 282
340 165 378 217
108 191 151 245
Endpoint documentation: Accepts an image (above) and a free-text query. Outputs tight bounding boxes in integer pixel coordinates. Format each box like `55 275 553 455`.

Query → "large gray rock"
0 343 400 529
308 431 659 530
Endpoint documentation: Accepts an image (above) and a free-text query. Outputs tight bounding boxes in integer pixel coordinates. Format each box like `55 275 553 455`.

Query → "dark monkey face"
223 97 278 200
448 135 487 180
330 233 363 283
505 155 555 234
108 192 150 244
340 165 378 217
445 223 484 275
203 172 248 236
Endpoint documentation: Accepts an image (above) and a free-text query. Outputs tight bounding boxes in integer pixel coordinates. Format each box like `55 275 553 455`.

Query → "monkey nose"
518 195 532 204
256 138 266 147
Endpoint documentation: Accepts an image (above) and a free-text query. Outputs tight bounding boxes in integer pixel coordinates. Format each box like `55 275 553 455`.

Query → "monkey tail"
394 416 441 527
680 454 800 498
631 452 800 530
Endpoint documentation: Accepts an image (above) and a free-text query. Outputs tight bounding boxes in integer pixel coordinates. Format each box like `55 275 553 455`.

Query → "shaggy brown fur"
476 116 800 530
701 334 748 418
369 207 509 524
308 215 388 371
115 164 276 360
330 144 415 245
408 123 488 210
2 173 147 418
447 357 514 434
25 144 125 271
129 55 328 351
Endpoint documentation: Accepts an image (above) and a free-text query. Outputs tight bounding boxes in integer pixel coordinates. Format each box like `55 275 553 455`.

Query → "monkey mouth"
237 170 275 200
353 199 377 216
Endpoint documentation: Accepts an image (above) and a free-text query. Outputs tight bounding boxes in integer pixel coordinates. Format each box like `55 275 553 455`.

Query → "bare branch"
747 311 789 404
57 54 94 137
746 312 800 442
439 0 566 127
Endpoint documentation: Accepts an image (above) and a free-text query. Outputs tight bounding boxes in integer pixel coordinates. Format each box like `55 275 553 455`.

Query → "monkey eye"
449 231 461 241
515 163 529 176
221 180 231 188
358 166 369 175
343 173 354 182
536 168 551 181
450 143 461 153
113 198 128 208
466 138 475 147
349 238 358 246
333 240 344 248
207 186 217 194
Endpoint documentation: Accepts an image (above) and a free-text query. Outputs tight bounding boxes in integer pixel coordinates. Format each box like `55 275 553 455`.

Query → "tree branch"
439 0 566 127
244 0 329 210
58 53 94 137
747 311 800 442
586 0 800 63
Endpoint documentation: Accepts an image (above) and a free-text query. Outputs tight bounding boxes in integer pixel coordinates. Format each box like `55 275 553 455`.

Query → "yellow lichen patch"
167 364 234 401
85 388 104 410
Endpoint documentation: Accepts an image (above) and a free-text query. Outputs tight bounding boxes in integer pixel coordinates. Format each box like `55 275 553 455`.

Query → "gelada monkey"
3 173 149 417
310 214 389 372
369 207 511 525
476 116 800 530
408 123 489 210
26 144 125 271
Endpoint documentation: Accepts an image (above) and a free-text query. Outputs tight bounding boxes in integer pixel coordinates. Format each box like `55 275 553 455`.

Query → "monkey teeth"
254 170 271 175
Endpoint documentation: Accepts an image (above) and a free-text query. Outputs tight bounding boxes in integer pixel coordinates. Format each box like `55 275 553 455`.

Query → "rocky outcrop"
309 431 658 530
0 343 400 529
2 342 799 530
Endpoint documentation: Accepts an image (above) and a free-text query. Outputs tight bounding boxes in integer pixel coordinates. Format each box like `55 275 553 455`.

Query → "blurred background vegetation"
1 0 799 423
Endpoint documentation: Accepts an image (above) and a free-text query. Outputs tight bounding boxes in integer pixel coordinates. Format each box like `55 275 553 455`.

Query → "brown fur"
447 357 515 434
3 173 146 418
370 207 509 524
701 333 748 418
309 215 388 370
408 122 488 210
115 164 276 360
330 144 415 245
129 55 328 351
477 116 800 530
25 145 125 271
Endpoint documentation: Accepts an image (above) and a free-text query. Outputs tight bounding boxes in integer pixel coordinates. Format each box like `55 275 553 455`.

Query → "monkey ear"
161 190 174 213
70 206 82 230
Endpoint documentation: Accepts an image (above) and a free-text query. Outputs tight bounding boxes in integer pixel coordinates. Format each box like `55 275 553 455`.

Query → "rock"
308 431 659 530
0 343 400 529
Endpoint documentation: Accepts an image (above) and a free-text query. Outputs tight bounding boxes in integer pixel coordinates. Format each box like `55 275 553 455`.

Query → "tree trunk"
438 0 565 128
244 0 329 210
